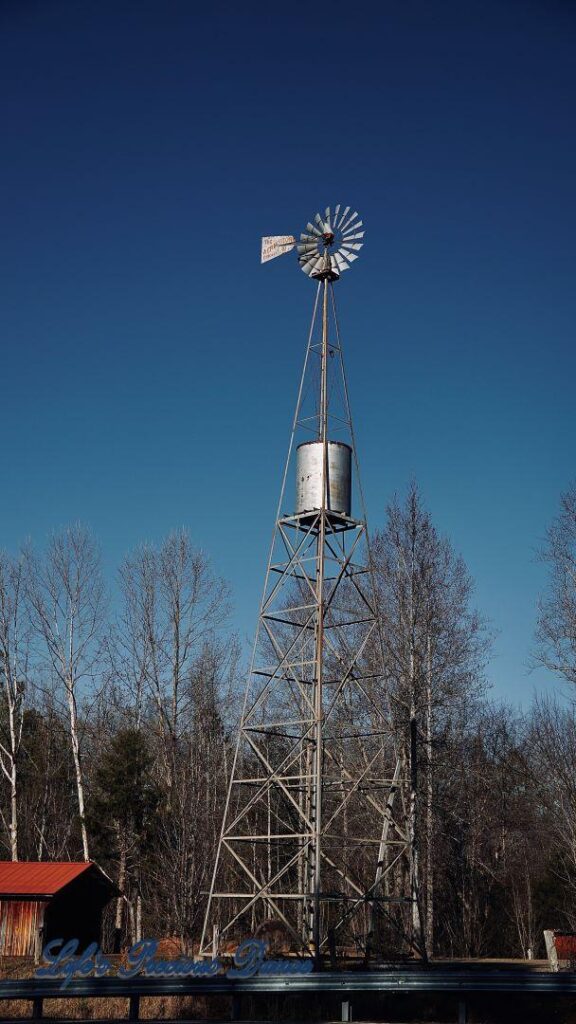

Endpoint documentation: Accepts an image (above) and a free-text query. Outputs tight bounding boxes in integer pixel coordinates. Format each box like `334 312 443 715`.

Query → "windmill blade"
335 205 350 228
333 204 341 226
298 249 317 265
301 251 326 276
340 249 359 262
314 212 325 230
306 251 324 268
324 206 332 227
340 242 363 252
306 222 322 237
341 231 365 242
340 212 359 234
261 235 296 263
331 252 349 274
302 257 321 276
340 210 359 233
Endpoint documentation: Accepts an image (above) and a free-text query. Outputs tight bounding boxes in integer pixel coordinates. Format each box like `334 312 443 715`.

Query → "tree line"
0 481 575 959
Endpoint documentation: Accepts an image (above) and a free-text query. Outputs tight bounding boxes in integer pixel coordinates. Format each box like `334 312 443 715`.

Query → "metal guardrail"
3 967 576 996
0 968 575 1022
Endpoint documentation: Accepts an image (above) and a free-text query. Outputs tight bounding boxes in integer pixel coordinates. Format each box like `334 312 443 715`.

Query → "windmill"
261 205 364 279
200 208 421 964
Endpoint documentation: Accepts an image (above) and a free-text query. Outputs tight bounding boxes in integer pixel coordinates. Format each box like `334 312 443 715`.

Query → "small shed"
0 861 117 958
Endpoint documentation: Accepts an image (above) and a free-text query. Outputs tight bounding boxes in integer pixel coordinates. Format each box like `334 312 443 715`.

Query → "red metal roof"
0 862 93 897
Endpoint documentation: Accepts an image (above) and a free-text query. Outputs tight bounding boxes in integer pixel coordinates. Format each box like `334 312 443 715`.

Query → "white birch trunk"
0 558 28 861
114 824 126 950
425 633 434 955
67 682 89 860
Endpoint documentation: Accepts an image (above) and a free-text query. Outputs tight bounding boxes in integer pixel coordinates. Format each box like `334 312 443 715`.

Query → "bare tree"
19 700 77 861
26 525 105 860
529 697 576 928
0 553 30 859
109 545 157 730
112 530 237 944
117 531 231 795
535 482 576 686
152 666 234 947
373 483 489 955
439 704 535 957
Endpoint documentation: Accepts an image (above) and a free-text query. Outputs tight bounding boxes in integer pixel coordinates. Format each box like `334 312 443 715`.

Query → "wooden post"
129 994 140 1021
32 997 43 1021
458 998 467 1024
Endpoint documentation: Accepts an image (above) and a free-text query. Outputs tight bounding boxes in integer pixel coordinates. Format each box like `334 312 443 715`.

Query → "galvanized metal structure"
201 208 416 962
296 441 352 519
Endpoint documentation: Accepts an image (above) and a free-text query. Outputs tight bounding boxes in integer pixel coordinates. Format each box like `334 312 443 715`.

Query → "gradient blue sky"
2 1 575 704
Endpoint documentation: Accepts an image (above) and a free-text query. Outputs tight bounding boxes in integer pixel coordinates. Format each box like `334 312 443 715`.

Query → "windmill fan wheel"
297 206 364 280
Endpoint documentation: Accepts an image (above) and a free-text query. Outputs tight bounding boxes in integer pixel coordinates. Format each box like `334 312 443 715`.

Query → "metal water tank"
296 441 352 517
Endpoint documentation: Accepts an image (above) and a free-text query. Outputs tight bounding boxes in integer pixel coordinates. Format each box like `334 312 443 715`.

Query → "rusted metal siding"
0 900 46 957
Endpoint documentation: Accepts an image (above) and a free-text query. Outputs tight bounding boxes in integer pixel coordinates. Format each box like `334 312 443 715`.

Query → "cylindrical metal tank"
295 441 352 518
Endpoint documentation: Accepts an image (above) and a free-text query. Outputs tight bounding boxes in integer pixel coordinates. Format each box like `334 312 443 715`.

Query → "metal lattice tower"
200 207 417 962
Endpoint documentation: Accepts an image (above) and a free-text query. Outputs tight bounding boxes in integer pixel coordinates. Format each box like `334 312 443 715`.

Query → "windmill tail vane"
261 205 364 279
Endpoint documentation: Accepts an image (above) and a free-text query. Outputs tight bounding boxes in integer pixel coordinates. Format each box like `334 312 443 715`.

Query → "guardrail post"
341 998 352 1021
129 994 140 1020
32 997 43 1021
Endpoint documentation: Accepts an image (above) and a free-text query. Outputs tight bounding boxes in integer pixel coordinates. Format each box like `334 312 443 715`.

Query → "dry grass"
0 958 229 1020
0 993 226 1020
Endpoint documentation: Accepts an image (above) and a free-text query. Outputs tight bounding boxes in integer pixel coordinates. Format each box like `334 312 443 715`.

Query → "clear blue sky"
2 1 575 704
